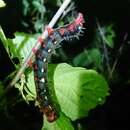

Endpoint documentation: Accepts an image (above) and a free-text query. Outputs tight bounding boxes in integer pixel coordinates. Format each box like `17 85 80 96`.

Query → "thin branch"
103 38 111 73
96 18 111 73
0 26 9 55
96 18 111 46
109 32 128 79
0 25 15 67
61 2 75 19
6 0 71 91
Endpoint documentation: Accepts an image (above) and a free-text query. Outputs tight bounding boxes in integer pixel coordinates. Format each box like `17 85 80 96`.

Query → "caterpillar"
33 13 85 122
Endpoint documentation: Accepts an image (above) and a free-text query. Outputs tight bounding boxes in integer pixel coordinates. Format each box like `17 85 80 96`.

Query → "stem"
7 0 71 90
40 0 44 32
61 2 75 19
103 39 111 73
47 0 71 28
96 18 111 74
96 18 111 47
0 26 9 55
109 33 128 79
0 25 15 67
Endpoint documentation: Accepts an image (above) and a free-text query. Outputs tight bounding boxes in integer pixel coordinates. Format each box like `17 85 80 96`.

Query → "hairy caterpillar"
33 13 85 122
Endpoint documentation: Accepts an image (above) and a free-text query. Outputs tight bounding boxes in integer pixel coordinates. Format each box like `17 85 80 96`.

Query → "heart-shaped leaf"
54 63 109 120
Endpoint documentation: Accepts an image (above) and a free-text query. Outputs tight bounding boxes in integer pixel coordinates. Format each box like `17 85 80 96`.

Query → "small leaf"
73 49 102 70
32 1 41 8
43 112 74 130
104 24 115 48
54 63 109 120
32 1 46 13
22 0 29 15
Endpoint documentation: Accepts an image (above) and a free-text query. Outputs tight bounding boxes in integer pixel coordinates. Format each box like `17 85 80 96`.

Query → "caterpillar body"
33 13 85 122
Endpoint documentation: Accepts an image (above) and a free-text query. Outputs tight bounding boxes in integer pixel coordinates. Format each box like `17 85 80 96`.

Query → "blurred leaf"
98 24 115 48
0 0 6 8
46 0 58 6
104 24 115 48
73 48 102 70
34 20 44 33
32 1 46 13
22 0 30 16
0 81 4 97
43 112 74 130
57 0 62 6
22 0 47 33
7 38 20 60
54 63 109 120
32 1 41 8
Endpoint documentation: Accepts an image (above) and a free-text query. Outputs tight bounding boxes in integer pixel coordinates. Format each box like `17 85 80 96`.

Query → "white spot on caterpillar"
40 78 45 83
54 41 57 44
78 26 82 30
41 68 44 73
43 58 47 62
48 49 51 53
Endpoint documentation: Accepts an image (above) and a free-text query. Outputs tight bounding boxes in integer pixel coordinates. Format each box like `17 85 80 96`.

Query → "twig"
103 38 111 73
96 18 111 46
109 32 128 79
61 2 75 19
41 0 44 32
96 18 111 73
0 25 15 67
6 0 71 91
0 26 9 55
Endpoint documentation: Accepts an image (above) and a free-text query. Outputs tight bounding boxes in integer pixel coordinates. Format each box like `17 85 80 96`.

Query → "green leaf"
26 71 36 101
54 63 109 120
22 0 30 16
0 0 6 8
96 24 115 48
73 49 102 70
43 112 74 130
32 1 41 8
11 32 38 63
104 24 115 48
0 26 9 55
32 1 46 13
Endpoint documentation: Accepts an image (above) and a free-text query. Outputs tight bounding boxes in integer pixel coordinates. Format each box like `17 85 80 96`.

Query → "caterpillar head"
62 12 85 41
75 13 85 26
